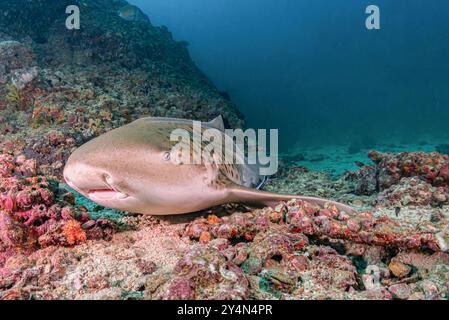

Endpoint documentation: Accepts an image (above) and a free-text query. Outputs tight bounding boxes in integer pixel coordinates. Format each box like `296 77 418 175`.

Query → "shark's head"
63 137 140 212
63 155 130 210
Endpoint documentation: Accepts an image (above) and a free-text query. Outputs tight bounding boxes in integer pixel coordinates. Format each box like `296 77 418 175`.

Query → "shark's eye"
104 174 113 184
162 151 171 161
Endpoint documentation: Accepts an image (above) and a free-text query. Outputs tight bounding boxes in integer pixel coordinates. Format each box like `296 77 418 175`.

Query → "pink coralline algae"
369 151 449 190
184 219 358 298
377 177 449 207
186 199 449 253
345 151 449 208
303 246 358 292
347 164 378 196
20 130 78 179
181 198 449 299
148 244 250 300
0 153 114 265
0 210 26 249
0 41 37 86
289 200 448 252
0 152 119 296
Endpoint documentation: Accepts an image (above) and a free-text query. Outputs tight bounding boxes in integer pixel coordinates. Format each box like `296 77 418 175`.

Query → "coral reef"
377 177 449 207
0 40 37 87
0 0 244 180
3 196 447 300
148 243 250 300
0 153 116 262
369 151 449 190
0 0 246 300
340 151 449 209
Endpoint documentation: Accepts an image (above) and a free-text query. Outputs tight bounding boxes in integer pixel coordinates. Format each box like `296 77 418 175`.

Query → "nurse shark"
63 116 355 215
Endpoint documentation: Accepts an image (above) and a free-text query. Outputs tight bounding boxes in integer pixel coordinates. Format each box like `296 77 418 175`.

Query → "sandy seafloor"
287 139 449 175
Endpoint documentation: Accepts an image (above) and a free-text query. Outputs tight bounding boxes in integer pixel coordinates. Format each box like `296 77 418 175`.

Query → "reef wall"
0 0 243 172
1 1 448 301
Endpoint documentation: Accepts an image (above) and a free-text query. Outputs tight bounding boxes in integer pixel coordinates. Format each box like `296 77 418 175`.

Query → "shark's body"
63 116 355 215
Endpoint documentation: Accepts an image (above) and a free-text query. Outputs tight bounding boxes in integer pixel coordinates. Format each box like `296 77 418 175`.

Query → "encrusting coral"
0 153 115 257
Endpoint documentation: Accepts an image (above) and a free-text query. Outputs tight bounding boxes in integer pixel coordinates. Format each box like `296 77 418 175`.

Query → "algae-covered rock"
0 0 243 134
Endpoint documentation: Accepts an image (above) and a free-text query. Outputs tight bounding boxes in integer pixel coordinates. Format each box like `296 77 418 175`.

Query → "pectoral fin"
228 186 356 214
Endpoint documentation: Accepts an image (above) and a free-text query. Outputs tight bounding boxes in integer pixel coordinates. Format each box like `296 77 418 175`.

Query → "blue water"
130 0 449 151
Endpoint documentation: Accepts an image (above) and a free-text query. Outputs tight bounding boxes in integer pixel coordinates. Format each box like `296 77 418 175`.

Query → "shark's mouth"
88 189 130 200
65 174 130 201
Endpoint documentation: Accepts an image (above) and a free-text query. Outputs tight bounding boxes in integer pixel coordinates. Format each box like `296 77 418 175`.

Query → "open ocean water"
130 0 449 161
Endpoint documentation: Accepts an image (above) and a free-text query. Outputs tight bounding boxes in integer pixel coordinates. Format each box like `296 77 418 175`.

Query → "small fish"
355 161 365 167
63 116 355 215
117 5 149 22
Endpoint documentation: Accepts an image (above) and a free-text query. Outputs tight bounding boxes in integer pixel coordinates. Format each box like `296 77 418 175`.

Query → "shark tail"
229 186 356 214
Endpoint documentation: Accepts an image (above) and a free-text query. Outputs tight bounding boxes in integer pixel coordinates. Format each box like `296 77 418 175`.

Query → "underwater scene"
0 0 448 301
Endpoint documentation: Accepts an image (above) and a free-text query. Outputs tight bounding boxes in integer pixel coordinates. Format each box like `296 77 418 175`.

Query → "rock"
377 177 449 207
369 151 449 189
0 211 26 248
348 165 378 196
420 280 440 300
165 278 196 300
0 41 37 87
389 261 412 278
363 246 386 265
351 199 365 207
150 245 250 300
10 66 38 90
388 283 412 300
408 292 425 300
135 259 157 275
366 288 393 300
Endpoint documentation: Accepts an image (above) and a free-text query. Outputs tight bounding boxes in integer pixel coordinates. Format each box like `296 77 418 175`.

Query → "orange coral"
199 231 211 244
61 220 87 246
207 215 221 225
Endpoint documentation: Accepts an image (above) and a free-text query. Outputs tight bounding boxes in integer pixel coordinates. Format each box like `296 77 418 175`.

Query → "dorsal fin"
207 115 225 131
137 116 226 132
